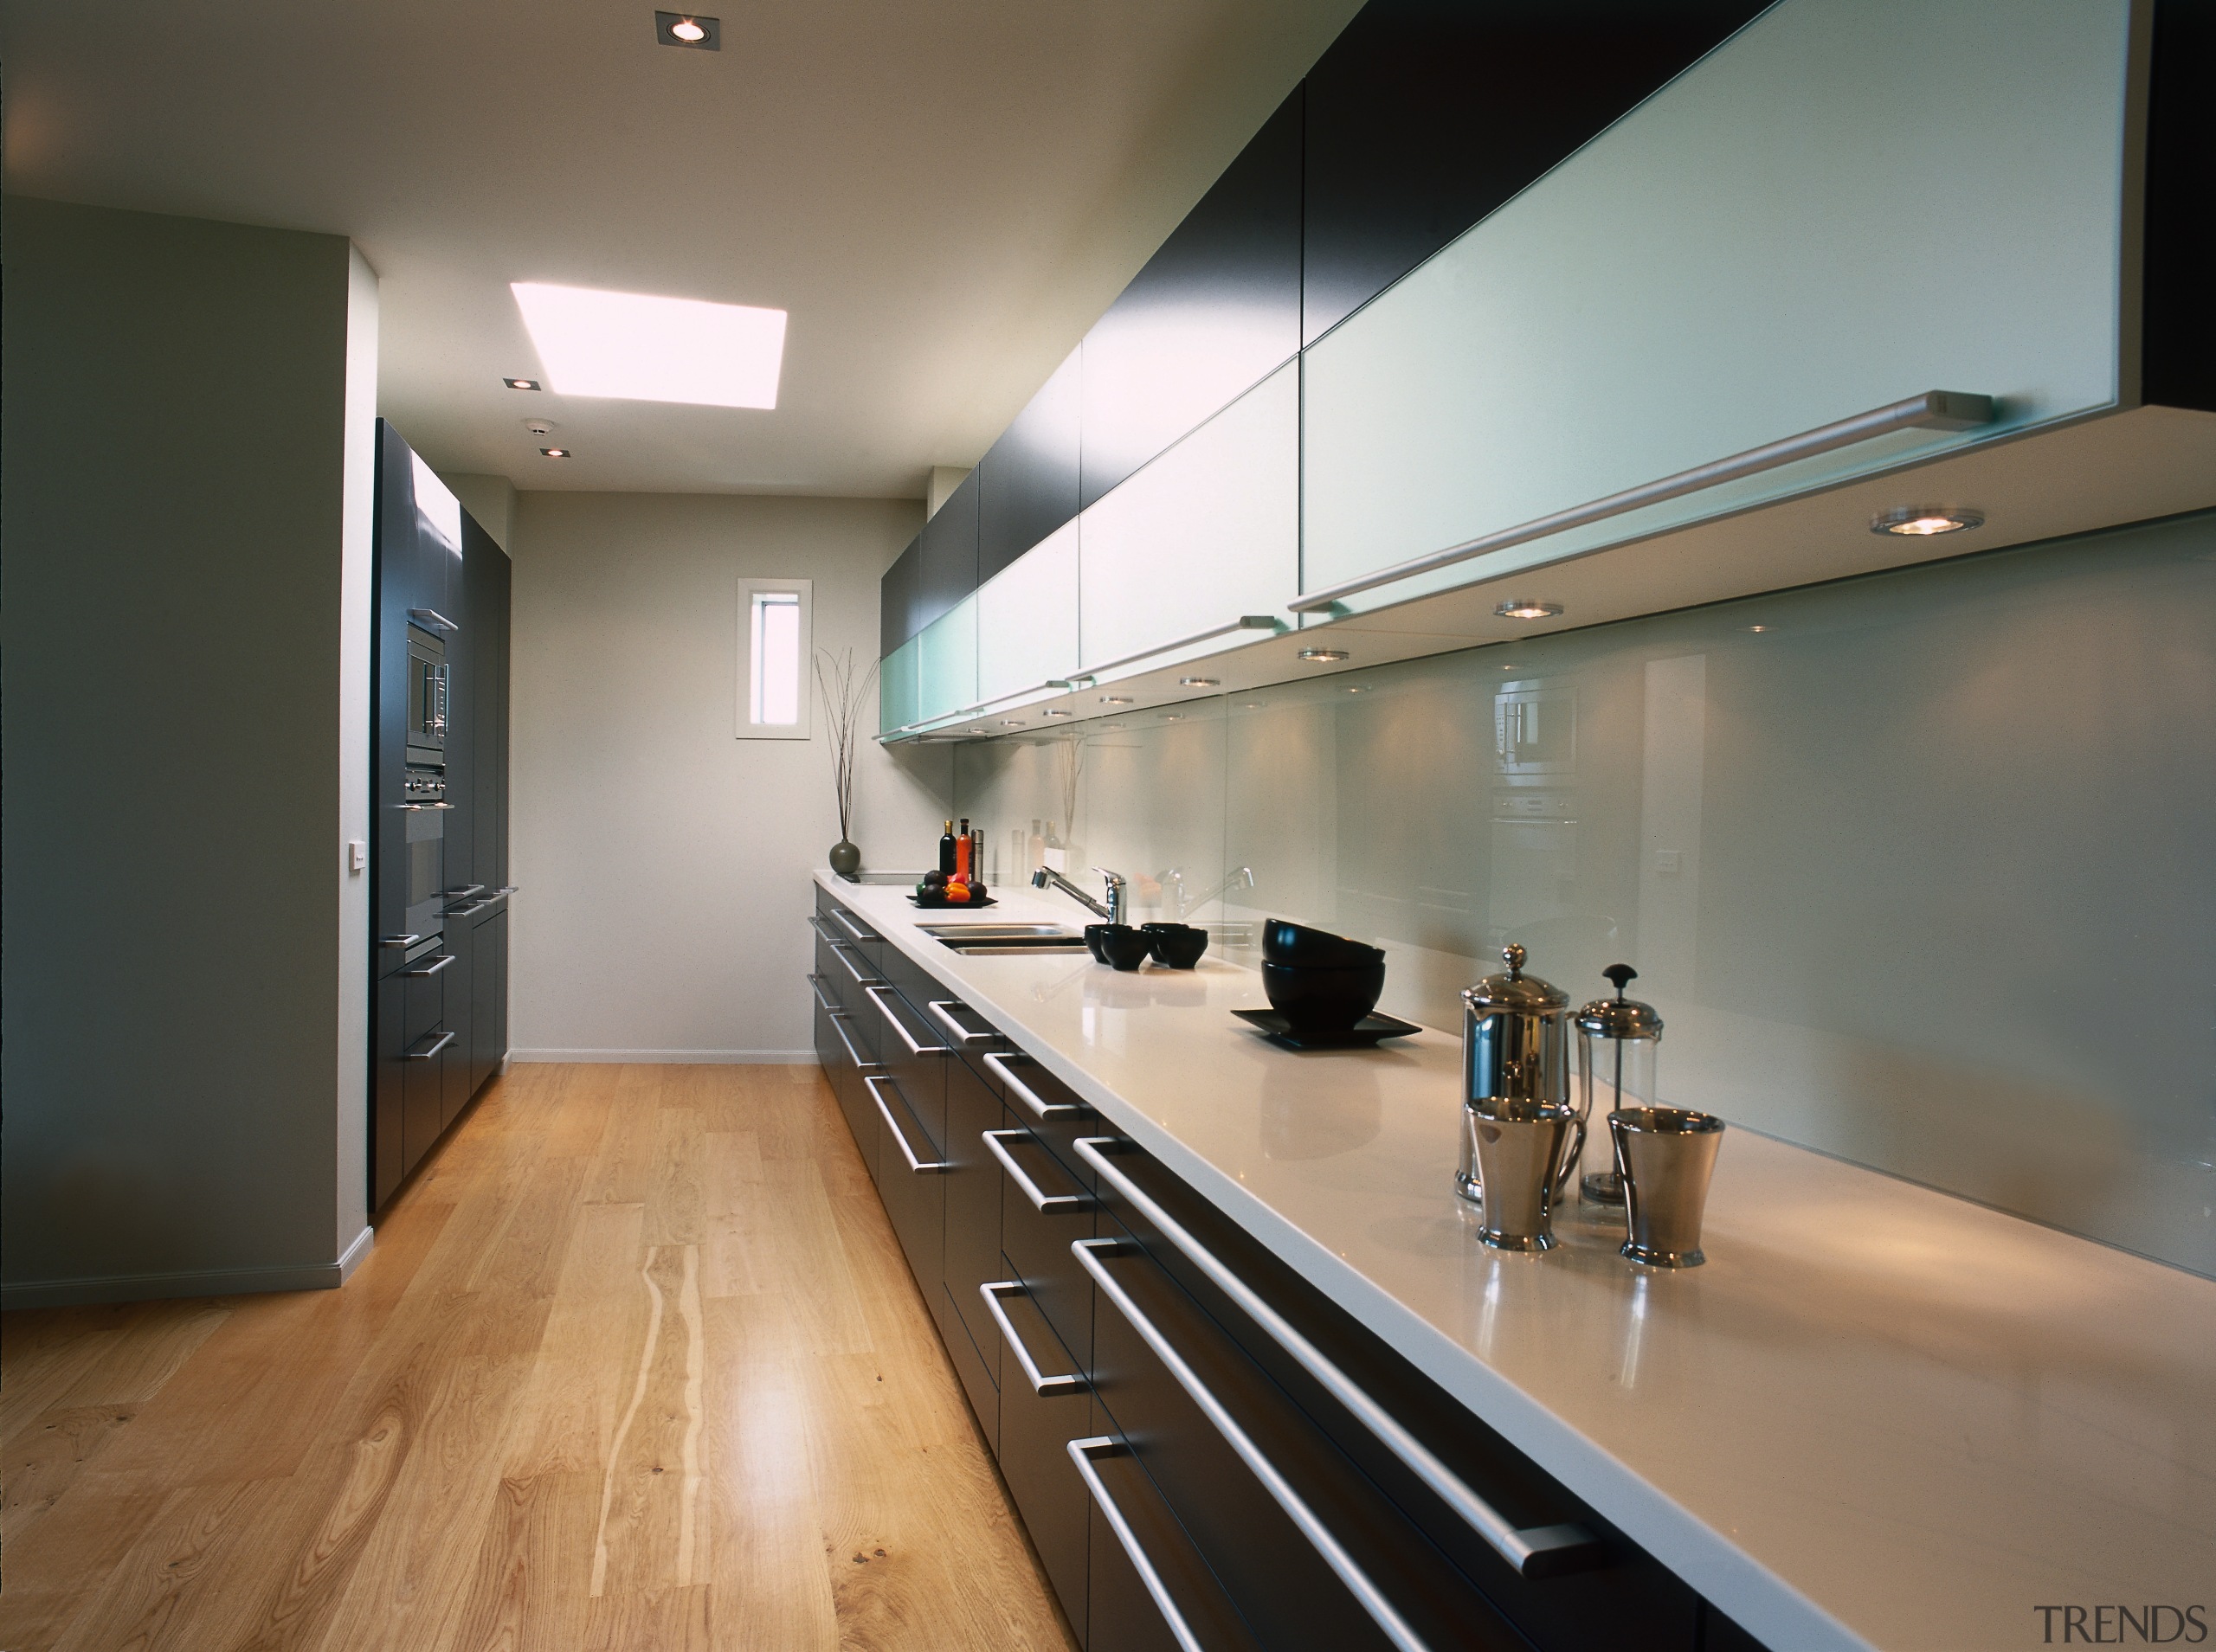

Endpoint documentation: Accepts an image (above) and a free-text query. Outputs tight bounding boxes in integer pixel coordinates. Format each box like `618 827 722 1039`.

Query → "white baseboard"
3 1235 375 1311
508 1048 818 1064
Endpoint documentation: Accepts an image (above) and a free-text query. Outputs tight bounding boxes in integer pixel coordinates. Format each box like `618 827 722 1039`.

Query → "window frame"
735 576 813 741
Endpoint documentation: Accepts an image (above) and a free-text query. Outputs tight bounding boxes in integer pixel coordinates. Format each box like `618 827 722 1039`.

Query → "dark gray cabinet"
370 421 512 1209
979 345 1083 585
880 535 924 658
918 469 981 633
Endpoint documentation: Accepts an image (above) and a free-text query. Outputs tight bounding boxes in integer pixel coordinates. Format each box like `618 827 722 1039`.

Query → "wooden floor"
0 1064 1077 1650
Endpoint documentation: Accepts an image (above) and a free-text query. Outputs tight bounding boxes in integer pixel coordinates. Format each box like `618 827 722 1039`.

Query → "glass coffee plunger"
1576 964 1663 1205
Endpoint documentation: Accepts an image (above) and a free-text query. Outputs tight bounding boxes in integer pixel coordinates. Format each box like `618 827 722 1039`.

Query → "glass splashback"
955 511 2216 1277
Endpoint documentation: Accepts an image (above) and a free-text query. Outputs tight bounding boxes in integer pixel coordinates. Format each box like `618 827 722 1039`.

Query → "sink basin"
919 923 1078 939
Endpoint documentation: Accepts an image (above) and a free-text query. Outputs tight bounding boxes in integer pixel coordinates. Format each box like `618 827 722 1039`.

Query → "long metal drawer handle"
866 1076 949 1173
379 934 422 949
1073 1138 1595 1578
828 1013 881 1072
832 908 878 943
979 1282 1087 1396
982 1130 1090 1214
405 1030 457 1061
1290 389 1995 614
1066 1437 1209 1652
927 999 997 1045
402 954 456 978
397 802 455 811
865 986 950 1056
1079 614 1286 680
1077 1237 1429 1652
982 1051 1085 1120
828 942 882 987
805 973 839 1013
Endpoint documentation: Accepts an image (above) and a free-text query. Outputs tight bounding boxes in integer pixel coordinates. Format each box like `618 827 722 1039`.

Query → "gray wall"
508 491 946 1060
957 512 2216 1278
2 196 378 1307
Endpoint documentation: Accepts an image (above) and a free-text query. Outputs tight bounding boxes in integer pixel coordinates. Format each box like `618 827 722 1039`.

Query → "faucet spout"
1032 865 1127 927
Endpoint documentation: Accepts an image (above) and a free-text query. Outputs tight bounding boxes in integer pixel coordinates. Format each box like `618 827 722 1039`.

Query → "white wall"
509 492 948 1060
2 196 377 1306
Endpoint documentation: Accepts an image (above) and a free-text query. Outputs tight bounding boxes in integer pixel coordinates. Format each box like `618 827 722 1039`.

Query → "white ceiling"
3 0 1361 498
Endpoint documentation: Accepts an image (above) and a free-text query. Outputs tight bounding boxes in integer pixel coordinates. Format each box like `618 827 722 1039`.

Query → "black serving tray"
907 890 999 910
1231 1008 1423 1050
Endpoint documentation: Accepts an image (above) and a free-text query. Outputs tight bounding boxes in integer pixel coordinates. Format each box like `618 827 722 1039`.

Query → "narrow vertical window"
737 578 812 739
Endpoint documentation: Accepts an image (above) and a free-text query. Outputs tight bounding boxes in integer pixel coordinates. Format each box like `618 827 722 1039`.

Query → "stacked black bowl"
1259 920 1386 1034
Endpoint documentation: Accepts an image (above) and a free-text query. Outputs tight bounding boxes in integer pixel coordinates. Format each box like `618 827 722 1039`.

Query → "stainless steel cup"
1467 1096 1576 1252
1609 1106 1725 1267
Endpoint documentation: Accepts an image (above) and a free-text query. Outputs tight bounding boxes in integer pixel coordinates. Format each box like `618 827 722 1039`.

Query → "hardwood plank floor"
1 1064 1078 1652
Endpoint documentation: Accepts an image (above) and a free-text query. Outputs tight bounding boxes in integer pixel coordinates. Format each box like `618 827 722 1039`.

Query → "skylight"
510 282 786 408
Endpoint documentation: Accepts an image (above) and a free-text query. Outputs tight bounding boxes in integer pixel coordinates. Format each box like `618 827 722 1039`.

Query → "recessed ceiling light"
655 10 719 48
1871 505 1983 537
1179 677 1219 688
1298 648 1349 663
1100 695 1134 704
504 377 542 391
539 447 571 459
1495 599 1564 620
511 281 783 408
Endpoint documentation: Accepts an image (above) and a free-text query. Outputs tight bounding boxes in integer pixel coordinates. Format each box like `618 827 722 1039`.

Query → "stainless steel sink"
922 922 1088 955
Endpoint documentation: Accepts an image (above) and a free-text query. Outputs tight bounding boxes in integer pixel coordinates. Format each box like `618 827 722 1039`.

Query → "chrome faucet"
1032 865 1127 926
1162 865 1254 920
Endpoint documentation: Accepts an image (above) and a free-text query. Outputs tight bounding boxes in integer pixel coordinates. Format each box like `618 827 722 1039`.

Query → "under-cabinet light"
1871 505 1983 537
1297 648 1349 663
1100 695 1134 704
1495 600 1563 620
1041 709 1073 718
512 281 783 408
1179 677 1219 688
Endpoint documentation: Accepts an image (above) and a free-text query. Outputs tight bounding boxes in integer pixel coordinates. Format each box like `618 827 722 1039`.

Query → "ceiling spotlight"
1179 676 1220 688
1100 695 1134 704
1871 505 1983 537
504 377 542 391
655 10 719 48
1298 648 1349 663
1495 599 1564 620
539 447 571 458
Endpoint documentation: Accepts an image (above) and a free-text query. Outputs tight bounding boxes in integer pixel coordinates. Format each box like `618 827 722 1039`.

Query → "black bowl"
1088 924 1154 972
1261 919 1385 969
1260 958 1386 1032
1142 922 1209 969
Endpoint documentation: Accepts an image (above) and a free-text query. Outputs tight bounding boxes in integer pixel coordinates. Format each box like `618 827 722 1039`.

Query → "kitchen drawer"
940 1280 1000 1455
943 1056 1007 1357
403 955 446 1041
980 1051 1100 1192
863 1070 946 1312
976 1278 1093 1641
812 920 884 1020
1081 1137 1703 1651
992 1124 1098 1372
401 1025 452 1179
1085 1218 1430 1650
818 898 886 980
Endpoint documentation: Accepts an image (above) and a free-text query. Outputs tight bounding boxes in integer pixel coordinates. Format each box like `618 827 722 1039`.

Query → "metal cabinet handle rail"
828 1013 881 1073
408 607 458 633
1078 614 1285 682
402 954 456 978
380 934 422 949
1073 1138 1595 1579
865 986 950 1056
982 1129 1090 1214
979 1282 1087 1396
822 940 882 987
805 973 839 1013
405 1030 458 1061
1066 1437 1209 1652
444 884 486 900
982 1051 1085 1120
397 802 455 811
865 1075 949 1173
1288 389 1996 614
926 999 997 1045
1076 1237 1431 1652
831 908 878 943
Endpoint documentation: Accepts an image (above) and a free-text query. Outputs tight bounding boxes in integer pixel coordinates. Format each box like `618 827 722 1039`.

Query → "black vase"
828 839 860 876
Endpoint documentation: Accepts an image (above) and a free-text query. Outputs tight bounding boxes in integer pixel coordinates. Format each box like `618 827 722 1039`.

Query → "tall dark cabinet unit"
370 421 513 1209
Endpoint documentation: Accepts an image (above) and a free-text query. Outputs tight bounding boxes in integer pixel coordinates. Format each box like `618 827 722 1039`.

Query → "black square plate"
907 891 998 910
1231 1008 1424 1050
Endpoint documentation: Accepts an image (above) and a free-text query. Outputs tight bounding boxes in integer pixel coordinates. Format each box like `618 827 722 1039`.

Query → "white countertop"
819 872 2216 1652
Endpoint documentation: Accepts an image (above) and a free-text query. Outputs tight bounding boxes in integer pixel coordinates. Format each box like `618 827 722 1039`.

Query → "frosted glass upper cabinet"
1079 361 1298 676
1299 0 2140 616
976 519 1079 706
878 634 920 738
917 595 978 725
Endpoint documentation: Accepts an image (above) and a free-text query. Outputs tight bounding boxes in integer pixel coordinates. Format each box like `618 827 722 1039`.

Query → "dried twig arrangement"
1058 731 1086 848
815 647 879 842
